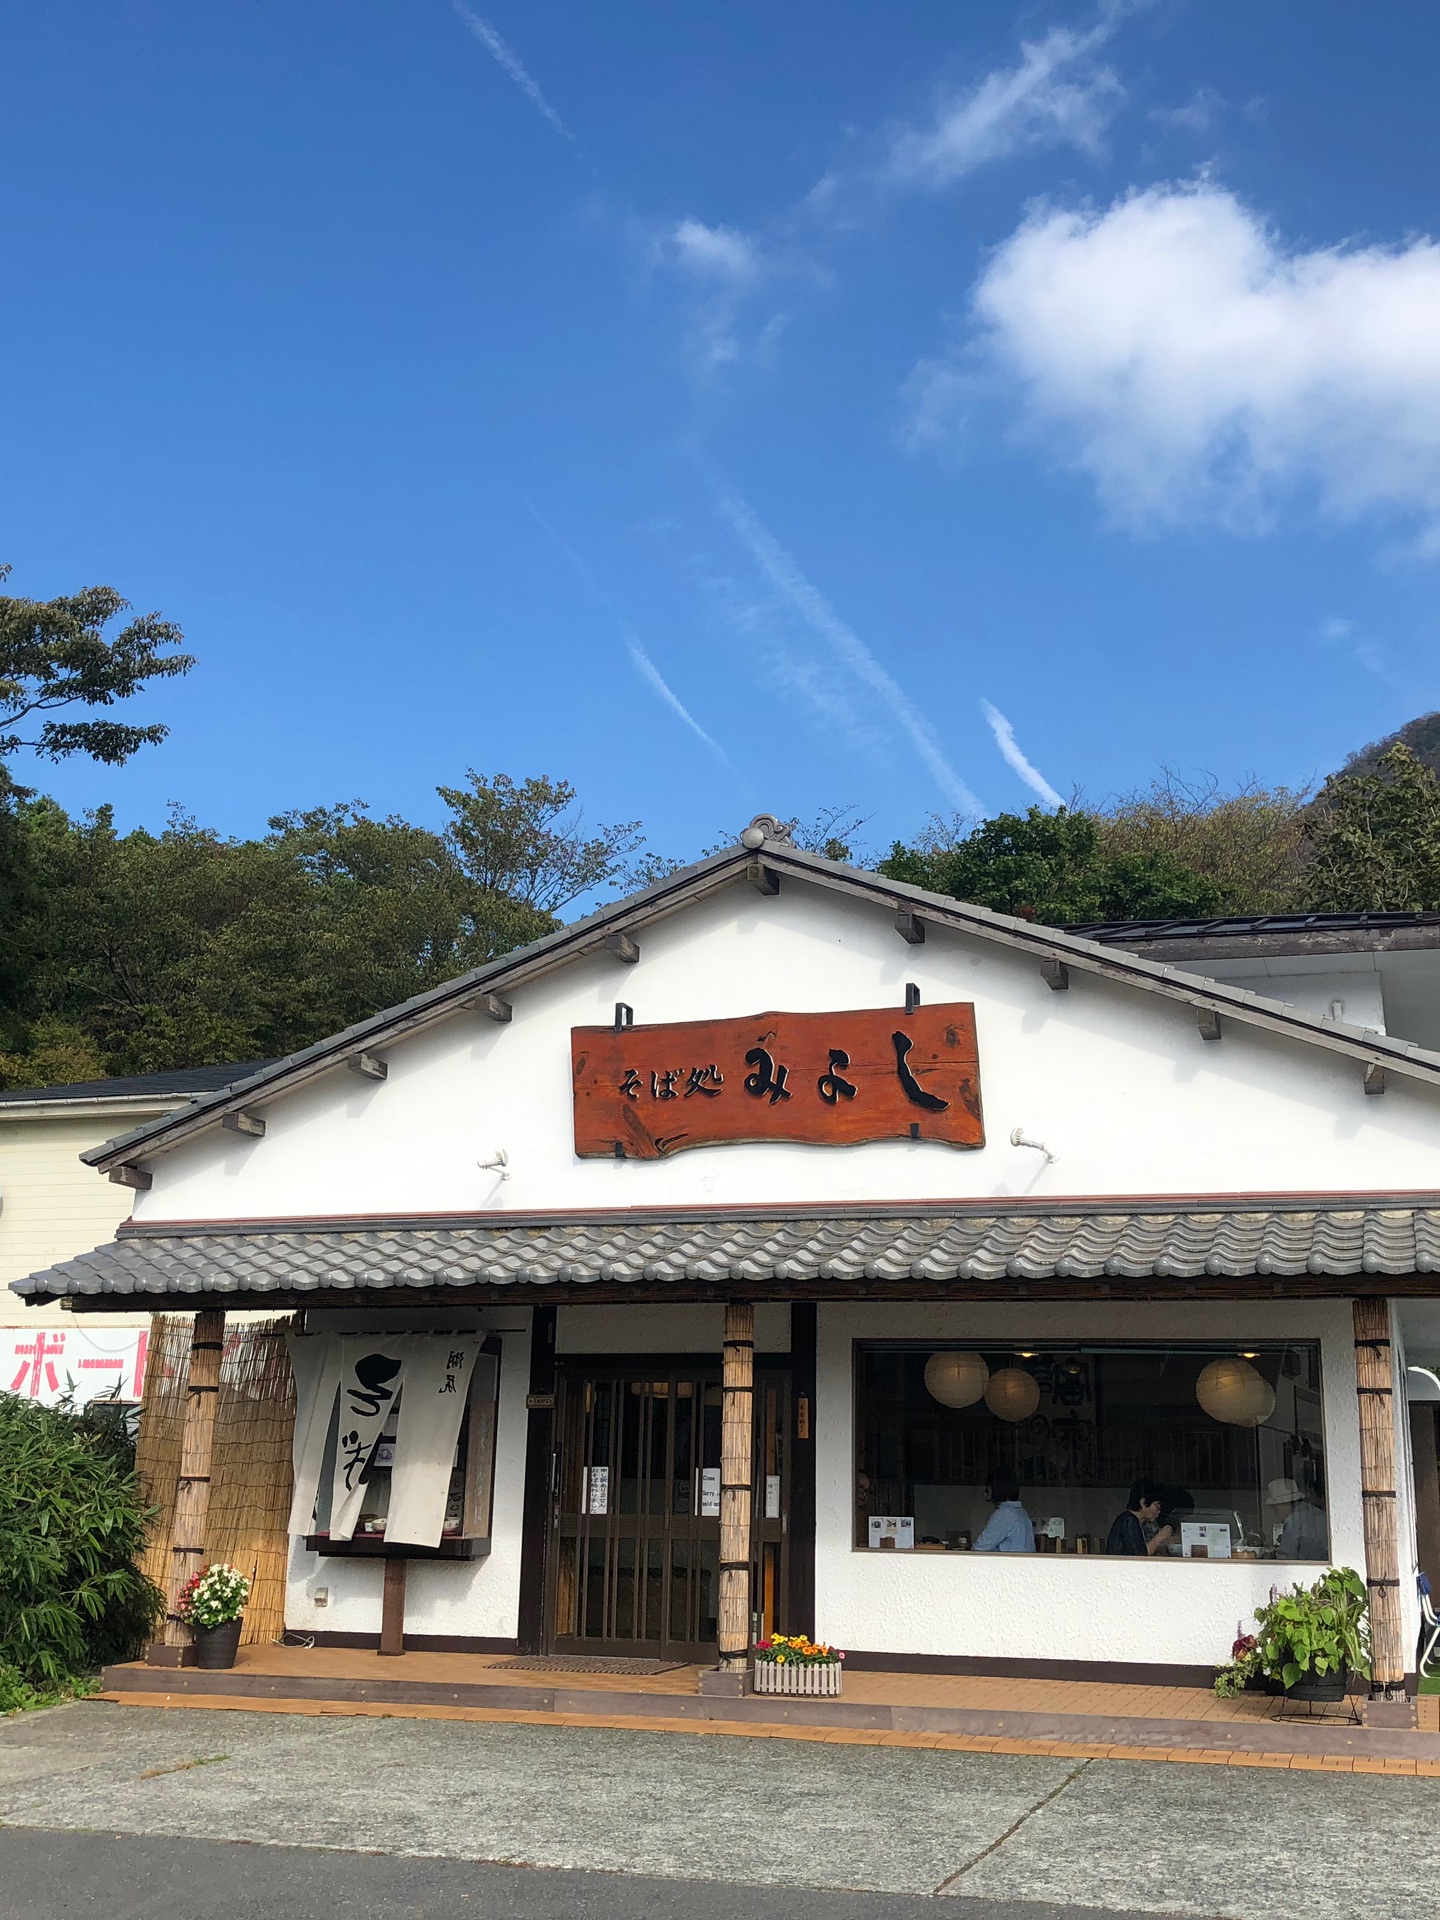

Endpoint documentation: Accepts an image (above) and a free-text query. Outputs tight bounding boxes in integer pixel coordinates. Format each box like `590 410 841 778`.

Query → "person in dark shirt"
1106 1478 1176 1556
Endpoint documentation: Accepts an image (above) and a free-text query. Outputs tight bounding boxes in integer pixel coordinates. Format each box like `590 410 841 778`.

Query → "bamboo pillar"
1353 1297 1407 1703
716 1302 755 1673
154 1310 225 1663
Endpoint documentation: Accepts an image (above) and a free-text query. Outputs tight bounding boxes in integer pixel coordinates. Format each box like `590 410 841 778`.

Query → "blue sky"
6 1 1440 870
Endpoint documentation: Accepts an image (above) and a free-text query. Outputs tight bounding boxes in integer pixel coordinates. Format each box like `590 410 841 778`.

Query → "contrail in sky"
522 502 737 773
448 2 580 149
700 463 985 817
981 699 1063 808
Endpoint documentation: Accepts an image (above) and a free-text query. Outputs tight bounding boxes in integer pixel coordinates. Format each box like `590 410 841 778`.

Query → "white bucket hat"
1265 1477 1305 1506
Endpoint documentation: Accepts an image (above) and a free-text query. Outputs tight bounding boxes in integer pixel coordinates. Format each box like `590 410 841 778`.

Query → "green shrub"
0 1393 163 1685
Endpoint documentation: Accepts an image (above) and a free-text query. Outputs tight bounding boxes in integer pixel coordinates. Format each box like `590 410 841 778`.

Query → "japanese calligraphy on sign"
572 1003 983 1158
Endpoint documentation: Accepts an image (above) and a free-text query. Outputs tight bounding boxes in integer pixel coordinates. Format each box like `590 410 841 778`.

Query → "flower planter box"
752 1660 842 1698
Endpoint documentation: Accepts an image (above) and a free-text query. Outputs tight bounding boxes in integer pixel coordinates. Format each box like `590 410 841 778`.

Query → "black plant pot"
193 1618 243 1670
1283 1661 1347 1704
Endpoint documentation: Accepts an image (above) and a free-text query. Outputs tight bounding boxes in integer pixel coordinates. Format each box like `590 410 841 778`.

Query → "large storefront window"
854 1343 1328 1561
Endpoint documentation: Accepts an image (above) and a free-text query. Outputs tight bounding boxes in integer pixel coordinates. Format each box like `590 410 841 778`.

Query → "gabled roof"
80 829 1440 1178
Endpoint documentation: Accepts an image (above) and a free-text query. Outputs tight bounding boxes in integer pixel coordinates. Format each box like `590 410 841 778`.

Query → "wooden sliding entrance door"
546 1360 789 1662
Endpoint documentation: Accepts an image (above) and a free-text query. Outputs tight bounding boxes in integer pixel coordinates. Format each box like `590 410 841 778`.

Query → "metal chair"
1419 1572 1440 1681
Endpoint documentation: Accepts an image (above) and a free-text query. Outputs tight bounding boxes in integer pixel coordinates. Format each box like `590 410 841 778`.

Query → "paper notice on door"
698 1466 721 1517
586 1466 609 1516
765 1475 781 1519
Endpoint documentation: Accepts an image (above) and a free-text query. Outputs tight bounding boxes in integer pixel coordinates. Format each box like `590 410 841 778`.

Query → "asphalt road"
0 1829 1180 1920
1 1701 1435 1918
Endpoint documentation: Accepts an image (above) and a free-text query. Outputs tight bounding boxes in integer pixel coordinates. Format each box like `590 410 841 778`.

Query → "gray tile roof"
0 1062 277 1107
1073 912 1440 943
12 1203 1440 1301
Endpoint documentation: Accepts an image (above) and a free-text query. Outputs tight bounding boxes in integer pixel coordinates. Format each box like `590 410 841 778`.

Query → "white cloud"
1148 87 1224 134
700 465 985 816
920 181 1440 538
449 2 579 150
672 218 759 283
981 700 1064 807
522 502 735 772
885 19 1125 189
1317 617 1389 684
657 219 792 375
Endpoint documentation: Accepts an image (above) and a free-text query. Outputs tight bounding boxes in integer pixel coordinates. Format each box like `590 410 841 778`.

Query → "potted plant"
1213 1568 1369 1702
752 1633 844 1697
177 1564 251 1670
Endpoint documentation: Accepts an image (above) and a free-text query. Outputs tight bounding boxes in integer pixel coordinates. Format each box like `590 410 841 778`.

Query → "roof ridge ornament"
739 813 793 851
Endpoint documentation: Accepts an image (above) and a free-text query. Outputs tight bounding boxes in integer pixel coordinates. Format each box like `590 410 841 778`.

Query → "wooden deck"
98 1645 1440 1774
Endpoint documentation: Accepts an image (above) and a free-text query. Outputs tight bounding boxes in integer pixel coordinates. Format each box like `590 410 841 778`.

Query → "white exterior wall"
284 1308 532 1642
814 1300 1364 1669
130 881 1440 1223
1199 960 1388 1035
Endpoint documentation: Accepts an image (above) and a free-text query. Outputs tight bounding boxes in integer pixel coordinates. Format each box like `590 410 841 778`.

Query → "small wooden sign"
572 1003 983 1160
525 1392 556 1412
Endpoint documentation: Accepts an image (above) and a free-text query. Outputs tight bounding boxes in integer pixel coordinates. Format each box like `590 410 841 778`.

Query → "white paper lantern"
924 1350 989 1409
1195 1356 1276 1428
984 1366 1040 1422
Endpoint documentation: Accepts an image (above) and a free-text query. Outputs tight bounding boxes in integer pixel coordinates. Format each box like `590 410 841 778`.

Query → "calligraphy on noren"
572 1004 983 1159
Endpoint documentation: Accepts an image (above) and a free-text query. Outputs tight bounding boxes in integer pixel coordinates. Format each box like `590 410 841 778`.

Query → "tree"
0 774 668 1087
878 806 1223 925
0 566 193 766
437 772 651 916
1303 742 1440 911
0 1395 162 1690
1096 772 1310 916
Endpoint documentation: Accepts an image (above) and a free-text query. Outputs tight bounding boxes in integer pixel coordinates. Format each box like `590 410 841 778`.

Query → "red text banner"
572 1003 983 1159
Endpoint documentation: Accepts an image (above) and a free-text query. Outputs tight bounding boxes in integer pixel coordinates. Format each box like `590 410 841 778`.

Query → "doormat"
492 1655 688 1676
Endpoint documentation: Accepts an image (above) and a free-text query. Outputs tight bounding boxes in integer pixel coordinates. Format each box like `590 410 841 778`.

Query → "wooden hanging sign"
572 1003 983 1160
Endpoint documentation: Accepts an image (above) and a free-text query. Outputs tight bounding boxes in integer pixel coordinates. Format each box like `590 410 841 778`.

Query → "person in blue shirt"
972 1471 1036 1553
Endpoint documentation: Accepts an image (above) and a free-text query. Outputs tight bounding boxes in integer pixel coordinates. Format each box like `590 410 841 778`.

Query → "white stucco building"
11 823 1440 1704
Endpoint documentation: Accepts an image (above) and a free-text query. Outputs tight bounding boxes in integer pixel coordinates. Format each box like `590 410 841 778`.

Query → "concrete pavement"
0 1700 1433 1917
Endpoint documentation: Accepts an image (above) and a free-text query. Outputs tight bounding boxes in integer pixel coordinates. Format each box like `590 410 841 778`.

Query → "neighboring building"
1072 911 1440 1050
8 830 1439 1710
0 1064 270 1401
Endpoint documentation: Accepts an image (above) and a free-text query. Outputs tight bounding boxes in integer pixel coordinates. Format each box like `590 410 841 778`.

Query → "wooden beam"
746 859 779 896
716 1302 755 1676
221 1109 265 1138
787 1303 817 1638
894 908 925 945
346 1051 388 1081
604 932 640 965
1197 1009 1222 1042
461 990 512 1022
151 1309 225 1664
515 1303 557 1655
1041 959 1069 992
1353 1297 1412 1716
1365 1063 1386 1096
109 1164 152 1191
379 1558 408 1656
